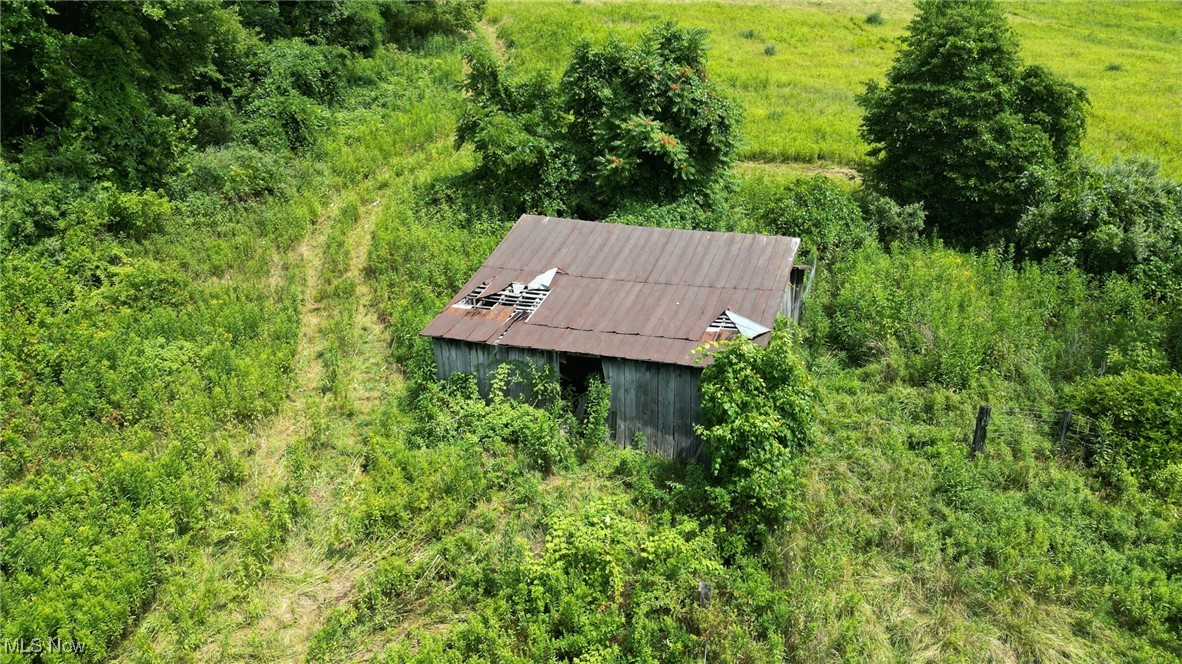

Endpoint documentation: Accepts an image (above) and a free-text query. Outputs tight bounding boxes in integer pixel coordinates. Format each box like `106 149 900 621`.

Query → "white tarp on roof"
724 309 771 338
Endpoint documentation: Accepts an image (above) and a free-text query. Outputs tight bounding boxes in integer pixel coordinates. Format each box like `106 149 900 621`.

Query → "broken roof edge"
723 309 772 339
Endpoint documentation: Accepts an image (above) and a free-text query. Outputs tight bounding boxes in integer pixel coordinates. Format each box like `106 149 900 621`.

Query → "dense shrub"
169 144 286 205
736 174 872 259
697 321 818 552
858 0 1087 245
0 166 71 248
824 242 1170 387
857 189 925 247
1070 371 1182 481
1019 159 1182 297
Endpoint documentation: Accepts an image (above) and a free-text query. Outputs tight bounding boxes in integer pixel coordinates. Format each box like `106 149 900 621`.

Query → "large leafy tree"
1 1 253 187
858 0 1087 245
457 22 740 219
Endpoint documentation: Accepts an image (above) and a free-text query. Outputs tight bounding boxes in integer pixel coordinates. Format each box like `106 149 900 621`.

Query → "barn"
420 214 809 460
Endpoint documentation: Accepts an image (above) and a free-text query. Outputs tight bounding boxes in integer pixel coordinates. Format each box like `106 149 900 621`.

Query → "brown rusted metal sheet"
421 215 800 367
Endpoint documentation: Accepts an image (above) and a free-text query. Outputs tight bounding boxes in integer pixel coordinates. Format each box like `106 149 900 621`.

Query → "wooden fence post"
1057 408 1073 456
970 405 990 459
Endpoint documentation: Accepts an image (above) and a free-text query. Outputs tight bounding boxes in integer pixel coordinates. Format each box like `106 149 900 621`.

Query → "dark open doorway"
560 354 603 419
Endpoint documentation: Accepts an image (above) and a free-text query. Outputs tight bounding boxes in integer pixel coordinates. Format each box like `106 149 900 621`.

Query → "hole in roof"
454 268 558 320
706 312 739 333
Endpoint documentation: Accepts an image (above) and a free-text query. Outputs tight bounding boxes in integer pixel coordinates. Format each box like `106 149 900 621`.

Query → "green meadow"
486 0 1182 174
3 2 1180 662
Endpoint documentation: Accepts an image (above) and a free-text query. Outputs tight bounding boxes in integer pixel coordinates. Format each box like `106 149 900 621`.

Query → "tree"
696 321 817 552
456 22 741 219
0 1 253 187
858 0 1087 245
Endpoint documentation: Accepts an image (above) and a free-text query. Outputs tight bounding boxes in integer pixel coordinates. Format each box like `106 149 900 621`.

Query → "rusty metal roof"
421 215 800 367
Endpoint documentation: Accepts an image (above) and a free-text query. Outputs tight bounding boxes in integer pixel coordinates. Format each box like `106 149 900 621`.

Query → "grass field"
5 3 1180 662
486 0 1182 175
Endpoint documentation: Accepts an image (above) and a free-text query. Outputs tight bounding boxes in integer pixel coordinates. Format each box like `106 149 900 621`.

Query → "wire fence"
969 404 1102 459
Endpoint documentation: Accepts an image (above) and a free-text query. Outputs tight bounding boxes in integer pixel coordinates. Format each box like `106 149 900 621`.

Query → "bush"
822 242 1156 387
1019 159 1182 298
736 175 872 260
0 168 69 249
696 321 817 553
1070 371 1182 480
170 144 286 205
857 189 925 247
91 183 175 241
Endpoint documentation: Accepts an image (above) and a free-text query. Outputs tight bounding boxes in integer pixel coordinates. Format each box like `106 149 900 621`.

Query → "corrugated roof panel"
719 234 756 289
634 283 679 338
618 228 663 284
740 237 776 291
658 286 710 340
617 281 660 335
422 215 799 366
642 228 688 286
448 313 493 344
500 322 541 349
593 280 632 334
575 222 615 278
691 289 729 337
647 337 680 364
588 329 625 359
483 217 531 268
657 230 696 287
686 232 723 287
695 233 731 288
421 309 463 338
552 328 595 356
551 222 597 272
598 225 646 283
572 278 621 332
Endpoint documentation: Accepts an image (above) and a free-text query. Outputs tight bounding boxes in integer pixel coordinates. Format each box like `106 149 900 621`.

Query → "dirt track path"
117 185 400 663
208 192 398 662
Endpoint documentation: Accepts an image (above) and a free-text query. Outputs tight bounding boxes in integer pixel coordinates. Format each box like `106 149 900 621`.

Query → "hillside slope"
485 0 1182 175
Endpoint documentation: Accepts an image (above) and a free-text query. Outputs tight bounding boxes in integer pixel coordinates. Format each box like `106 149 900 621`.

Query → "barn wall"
782 263 816 323
432 340 705 461
431 338 559 400
602 358 704 461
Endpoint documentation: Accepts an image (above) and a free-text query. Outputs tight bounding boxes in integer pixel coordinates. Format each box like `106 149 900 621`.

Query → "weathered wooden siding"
431 338 559 399
782 263 816 323
433 339 706 460
602 358 703 461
